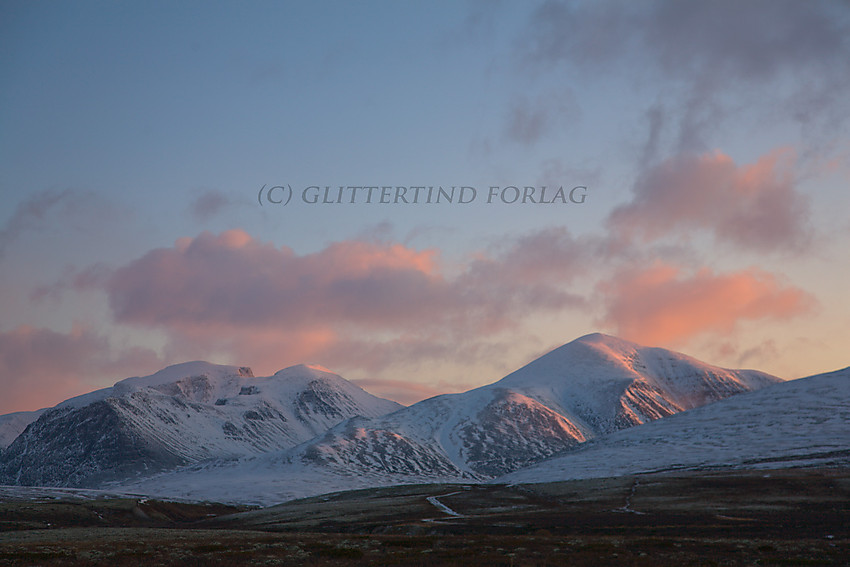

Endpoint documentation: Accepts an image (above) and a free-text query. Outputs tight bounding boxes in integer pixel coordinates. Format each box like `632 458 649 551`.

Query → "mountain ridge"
0 362 402 487
497 365 850 484
284 333 780 481
98 333 788 505
4 333 821 507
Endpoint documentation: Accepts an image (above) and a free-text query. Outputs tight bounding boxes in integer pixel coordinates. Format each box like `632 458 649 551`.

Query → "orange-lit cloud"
0 325 162 414
80 229 588 380
5 228 593 411
106 230 444 331
608 149 811 252
101 229 589 335
598 262 816 346
11 227 820 414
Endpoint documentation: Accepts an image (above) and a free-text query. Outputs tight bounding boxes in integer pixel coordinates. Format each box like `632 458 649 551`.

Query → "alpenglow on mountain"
283 333 781 479
0 362 402 487
497 365 850 485
81 333 783 505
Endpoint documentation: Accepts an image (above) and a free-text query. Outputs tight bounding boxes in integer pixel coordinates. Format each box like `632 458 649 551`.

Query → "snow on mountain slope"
112 449 469 507
0 362 402 487
498 366 850 485
0 409 46 450
111 334 785 505
288 333 780 479
495 333 780 433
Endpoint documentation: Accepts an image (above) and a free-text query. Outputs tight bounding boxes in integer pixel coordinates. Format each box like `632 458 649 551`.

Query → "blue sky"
1 1 849 413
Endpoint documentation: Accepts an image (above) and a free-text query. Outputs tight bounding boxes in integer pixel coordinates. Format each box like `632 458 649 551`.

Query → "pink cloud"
0 325 163 414
104 229 590 334
107 230 448 331
92 229 590 379
598 262 816 346
464 228 588 285
608 149 811 252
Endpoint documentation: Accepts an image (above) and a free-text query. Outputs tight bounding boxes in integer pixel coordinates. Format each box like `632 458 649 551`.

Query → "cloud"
641 0 849 86
640 103 666 165
503 89 579 145
11 224 820 409
607 148 811 253
0 189 74 260
87 228 590 377
733 339 781 369
0 325 163 414
524 1 850 90
521 0 850 152
522 0 641 71
189 189 231 221
106 230 445 331
466 226 587 279
598 262 815 346
350 377 474 407
29 263 112 302
104 229 589 333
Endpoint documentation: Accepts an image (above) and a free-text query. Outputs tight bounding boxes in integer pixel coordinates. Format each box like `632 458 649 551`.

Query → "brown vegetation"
1 468 847 566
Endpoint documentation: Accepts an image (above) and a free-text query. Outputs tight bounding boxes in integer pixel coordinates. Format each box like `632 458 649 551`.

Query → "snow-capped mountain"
0 362 402 487
497 366 850 485
290 333 780 479
110 334 783 505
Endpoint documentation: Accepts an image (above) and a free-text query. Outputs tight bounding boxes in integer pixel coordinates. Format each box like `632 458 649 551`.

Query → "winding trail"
426 491 464 518
613 478 646 515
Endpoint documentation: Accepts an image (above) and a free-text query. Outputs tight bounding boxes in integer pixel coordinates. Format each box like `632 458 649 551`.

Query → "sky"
1 0 849 414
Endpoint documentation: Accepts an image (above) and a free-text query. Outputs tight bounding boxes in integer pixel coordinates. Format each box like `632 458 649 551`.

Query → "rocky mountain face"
0 362 402 487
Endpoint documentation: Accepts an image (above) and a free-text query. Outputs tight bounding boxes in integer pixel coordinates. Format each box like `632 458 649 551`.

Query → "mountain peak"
489 333 780 438
273 363 339 381
497 366 850 485
0 359 402 488
114 361 249 391
574 331 621 343
573 332 639 349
